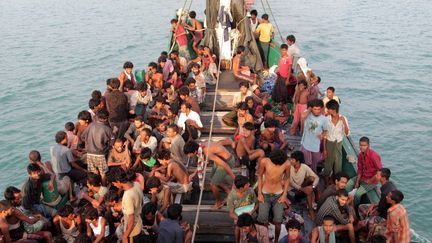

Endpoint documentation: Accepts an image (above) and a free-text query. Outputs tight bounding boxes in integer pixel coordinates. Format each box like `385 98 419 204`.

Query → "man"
22 164 56 218
323 100 349 182
184 141 236 209
300 99 328 172
317 171 349 209
288 151 319 219
81 109 113 183
104 78 129 136
290 80 309 135
278 44 292 85
310 216 337 243
322 86 341 115
249 9 259 33
257 149 290 242
108 168 144 243
170 18 190 61
166 124 188 165
286 35 300 64
227 175 258 243
315 190 355 243
346 136 382 205
190 63 206 103
237 213 270 243
50 131 87 185
357 168 397 235
158 55 174 82
255 14 274 68
178 86 200 114
222 81 253 127
124 116 152 145
107 138 132 170
177 102 203 142
278 219 308 243
117 61 136 91
385 190 410 243
157 204 192 243
88 98 103 121
133 128 158 154
153 150 191 195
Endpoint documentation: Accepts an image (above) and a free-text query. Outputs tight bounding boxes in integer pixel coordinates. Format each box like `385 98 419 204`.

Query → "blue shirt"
157 219 184 243
301 113 328 152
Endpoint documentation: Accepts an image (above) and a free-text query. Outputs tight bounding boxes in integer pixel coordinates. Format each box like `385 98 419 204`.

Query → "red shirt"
278 54 292 78
175 25 188 47
357 148 382 181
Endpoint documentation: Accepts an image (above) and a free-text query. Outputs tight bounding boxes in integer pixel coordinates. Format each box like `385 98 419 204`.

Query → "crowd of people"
0 7 411 243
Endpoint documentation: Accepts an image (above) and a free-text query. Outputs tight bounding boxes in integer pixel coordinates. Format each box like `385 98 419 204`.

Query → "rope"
190 33 224 243
264 0 284 42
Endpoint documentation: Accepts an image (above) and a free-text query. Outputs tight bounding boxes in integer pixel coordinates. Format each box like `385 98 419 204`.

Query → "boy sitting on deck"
222 81 253 127
184 141 236 209
259 119 290 154
81 173 108 209
232 46 257 85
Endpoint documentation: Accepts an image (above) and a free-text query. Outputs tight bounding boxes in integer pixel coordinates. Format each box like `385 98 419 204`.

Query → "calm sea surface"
0 0 431 240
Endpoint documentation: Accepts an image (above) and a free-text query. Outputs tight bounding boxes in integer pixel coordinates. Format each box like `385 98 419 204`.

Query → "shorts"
87 154 108 175
257 192 284 224
167 182 192 194
211 156 235 186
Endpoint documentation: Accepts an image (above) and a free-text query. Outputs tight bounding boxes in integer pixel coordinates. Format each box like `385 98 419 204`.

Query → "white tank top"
90 217 110 237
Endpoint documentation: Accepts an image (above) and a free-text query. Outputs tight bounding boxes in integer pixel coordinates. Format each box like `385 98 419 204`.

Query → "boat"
158 1 383 242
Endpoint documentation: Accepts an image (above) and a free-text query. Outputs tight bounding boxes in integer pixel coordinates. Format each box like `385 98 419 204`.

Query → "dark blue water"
0 0 431 240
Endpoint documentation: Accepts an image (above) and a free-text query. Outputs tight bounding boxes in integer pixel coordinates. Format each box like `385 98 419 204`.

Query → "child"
81 173 108 209
146 176 170 213
65 122 78 150
133 147 158 175
84 207 110 243
191 63 206 103
74 110 92 150
290 80 309 135
234 102 254 141
259 119 289 153
53 205 81 243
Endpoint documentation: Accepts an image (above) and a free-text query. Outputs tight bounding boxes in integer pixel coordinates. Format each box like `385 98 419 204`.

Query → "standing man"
385 190 410 243
257 149 290 242
300 99 329 173
255 14 274 68
81 109 112 184
104 78 129 137
108 168 144 243
286 35 301 61
346 136 382 205
278 44 292 85
323 100 349 183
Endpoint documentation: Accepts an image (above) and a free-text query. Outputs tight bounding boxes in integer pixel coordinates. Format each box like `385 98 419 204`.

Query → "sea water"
0 0 431 241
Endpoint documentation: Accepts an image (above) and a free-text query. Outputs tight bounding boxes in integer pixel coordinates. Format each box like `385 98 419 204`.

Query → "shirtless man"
257 149 291 242
107 138 132 171
259 119 289 153
290 80 309 135
184 141 236 209
152 150 191 194
185 11 204 56
236 122 264 182
232 46 257 85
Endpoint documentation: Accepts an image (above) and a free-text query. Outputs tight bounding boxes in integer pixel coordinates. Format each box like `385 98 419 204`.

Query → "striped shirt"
315 196 353 225
386 204 410 243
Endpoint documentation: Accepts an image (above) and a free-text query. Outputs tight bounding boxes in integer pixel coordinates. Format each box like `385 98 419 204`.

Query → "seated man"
184 141 236 209
234 102 254 141
227 175 258 243
178 86 200 114
132 147 158 174
22 164 56 219
81 173 108 209
278 219 308 243
152 150 191 195
315 190 355 243
133 128 158 155
147 96 171 127
317 171 349 209
53 205 81 243
190 63 206 103
177 102 203 142
124 116 151 146
259 119 289 153
310 216 338 243
235 122 265 182
288 151 319 219
257 149 291 242
237 213 269 243
107 138 132 171
157 204 192 243
146 177 170 213
232 46 257 84
222 81 252 127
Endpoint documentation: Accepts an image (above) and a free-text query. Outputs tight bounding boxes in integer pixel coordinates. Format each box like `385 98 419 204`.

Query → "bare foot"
212 201 226 209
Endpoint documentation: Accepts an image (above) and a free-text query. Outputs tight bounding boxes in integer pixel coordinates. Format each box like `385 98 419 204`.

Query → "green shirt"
227 188 256 215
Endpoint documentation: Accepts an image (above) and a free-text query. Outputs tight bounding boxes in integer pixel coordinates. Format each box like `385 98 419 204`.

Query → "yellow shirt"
255 22 273 42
